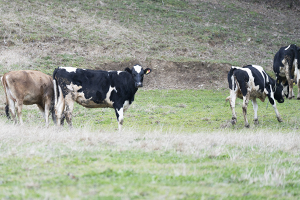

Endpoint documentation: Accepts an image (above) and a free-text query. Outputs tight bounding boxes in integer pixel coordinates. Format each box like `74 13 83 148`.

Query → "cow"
273 44 300 99
1 70 55 126
52 65 151 131
226 65 284 128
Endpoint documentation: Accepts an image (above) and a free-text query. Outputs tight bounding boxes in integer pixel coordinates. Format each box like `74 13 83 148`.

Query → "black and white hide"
227 65 284 128
273 44 300 99
52 65 151 131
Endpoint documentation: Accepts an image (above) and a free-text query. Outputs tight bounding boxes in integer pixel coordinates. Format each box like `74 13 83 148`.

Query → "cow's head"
274 83 284 103
125 65 151 88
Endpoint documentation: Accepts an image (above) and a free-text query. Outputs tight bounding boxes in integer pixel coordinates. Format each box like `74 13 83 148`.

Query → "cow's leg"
114 107 124 132
283 59 293 99
54 86 65 126
8 98 17 124
268 86 283 122
38 103 50 127
252 99 259 125
15 101 24 125
242 93 250 128
64 94 74 128
295 61 300 100
229 89 237 125
114 101 130 131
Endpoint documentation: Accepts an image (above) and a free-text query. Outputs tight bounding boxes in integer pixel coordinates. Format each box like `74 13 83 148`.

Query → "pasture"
0 89 300 199
1 0 300 199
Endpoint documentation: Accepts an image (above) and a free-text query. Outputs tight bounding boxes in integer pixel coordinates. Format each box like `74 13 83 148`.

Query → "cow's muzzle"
278 98 284 103
135 82 143 88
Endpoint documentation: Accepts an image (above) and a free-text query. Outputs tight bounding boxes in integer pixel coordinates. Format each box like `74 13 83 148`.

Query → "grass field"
1 89 300 199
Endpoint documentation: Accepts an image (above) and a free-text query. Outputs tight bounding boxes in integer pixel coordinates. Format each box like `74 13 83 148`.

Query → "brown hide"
1 70 54 126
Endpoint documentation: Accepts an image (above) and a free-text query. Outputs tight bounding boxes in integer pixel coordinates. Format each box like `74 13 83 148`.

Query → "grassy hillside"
0 0 299 75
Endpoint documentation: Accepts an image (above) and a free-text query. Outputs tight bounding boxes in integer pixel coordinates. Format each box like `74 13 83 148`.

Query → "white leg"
229 89 237 125
269 86 283 122
65 96 74 128
55 86 65 126
242 93 250 128
8 98 17 124
283 59 293 99
252 99 259 125
116 107 124 132
295 59 300 100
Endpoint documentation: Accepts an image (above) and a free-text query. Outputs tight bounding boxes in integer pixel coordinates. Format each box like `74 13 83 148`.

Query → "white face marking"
133 65 142 73
117 71 122 75
285 45 291 50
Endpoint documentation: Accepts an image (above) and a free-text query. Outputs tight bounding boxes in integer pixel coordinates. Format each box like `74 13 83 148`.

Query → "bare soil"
96 60 232 90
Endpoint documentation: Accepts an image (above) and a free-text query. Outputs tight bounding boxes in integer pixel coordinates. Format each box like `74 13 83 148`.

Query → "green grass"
12 88 300 132
1 89 300 199
1 151 299 199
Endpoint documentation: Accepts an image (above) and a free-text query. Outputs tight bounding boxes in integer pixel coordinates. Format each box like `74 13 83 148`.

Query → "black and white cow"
52 65 151 131
273 44 300 99
226 65 284 128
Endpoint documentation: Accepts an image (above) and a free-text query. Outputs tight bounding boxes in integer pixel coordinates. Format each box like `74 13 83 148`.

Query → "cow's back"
273 45 299 73
53 68 137 107
3 70 53 105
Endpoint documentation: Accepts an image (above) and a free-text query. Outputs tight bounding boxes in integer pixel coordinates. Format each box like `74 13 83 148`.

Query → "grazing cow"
1 70 55 126
226 65 284 128
273 44 300 99
53 65 151 131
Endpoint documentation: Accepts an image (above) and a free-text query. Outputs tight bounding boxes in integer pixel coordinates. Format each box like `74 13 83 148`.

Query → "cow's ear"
144 68 151 75
125 68 132 73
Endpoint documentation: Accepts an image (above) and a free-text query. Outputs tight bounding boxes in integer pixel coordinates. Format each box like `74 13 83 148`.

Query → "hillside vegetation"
0 0 299 79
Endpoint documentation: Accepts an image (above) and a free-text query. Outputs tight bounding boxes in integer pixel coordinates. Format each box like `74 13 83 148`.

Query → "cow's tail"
227 67 237 90
1 75 11 119
52 78 65 125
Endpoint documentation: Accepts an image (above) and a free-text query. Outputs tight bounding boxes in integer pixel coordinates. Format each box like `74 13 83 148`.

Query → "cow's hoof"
254 119 259 125
277 117 283 123
297 96 300 100
231 118 237 125
245 124 250 128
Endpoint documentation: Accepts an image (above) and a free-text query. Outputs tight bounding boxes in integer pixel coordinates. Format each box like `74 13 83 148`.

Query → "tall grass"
0 121 299 199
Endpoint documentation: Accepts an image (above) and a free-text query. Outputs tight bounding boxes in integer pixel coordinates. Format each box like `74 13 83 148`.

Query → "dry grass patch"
0 120 299 198
1 121 299 156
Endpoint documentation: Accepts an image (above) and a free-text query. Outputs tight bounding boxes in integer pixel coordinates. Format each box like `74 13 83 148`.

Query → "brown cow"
1 70 55 126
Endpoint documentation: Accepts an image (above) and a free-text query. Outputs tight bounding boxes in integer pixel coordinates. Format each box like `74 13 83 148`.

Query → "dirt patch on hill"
95 60 232 90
